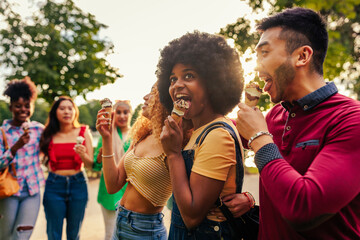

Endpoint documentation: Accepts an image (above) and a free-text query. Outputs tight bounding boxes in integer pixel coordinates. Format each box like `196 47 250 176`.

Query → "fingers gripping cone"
100 98 113 129
244 82 262 107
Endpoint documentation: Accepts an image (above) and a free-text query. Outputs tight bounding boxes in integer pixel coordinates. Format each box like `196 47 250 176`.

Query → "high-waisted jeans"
111 205 167 240
43 171 88 240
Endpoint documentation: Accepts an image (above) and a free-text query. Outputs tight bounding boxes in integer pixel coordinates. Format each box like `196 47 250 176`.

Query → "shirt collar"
281 82 338 111
1 119 13 131
1 119 34 131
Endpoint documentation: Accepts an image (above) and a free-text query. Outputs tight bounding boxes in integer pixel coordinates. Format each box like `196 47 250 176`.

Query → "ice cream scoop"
244 82 262 107
76 136 85 145
22 121 30 134
100 98 113 129
171 99 190 123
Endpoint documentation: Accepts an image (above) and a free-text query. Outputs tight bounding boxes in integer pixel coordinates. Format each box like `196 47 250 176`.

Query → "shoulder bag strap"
0 127 9 150
0 127 16 176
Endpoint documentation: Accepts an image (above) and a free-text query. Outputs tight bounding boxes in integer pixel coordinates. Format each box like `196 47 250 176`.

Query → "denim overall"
168 121 244 240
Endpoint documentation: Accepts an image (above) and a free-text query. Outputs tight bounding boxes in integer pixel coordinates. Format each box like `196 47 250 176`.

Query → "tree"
220 0 360 105
78 100 101 130
0 100 11 123
0 0 122 104
32 99 50 124
0 99 49 124
78 104 92 127
130 103 143 126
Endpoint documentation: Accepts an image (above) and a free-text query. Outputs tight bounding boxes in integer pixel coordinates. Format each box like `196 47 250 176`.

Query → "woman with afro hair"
157 31 254 239
0 77 45 240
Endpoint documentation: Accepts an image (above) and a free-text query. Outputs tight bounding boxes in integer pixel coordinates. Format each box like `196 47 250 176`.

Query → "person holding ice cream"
93 99 132 240
0 77 44 240
40 96 93 240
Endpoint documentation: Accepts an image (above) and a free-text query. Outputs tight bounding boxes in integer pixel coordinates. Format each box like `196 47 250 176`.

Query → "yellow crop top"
124 149 171 207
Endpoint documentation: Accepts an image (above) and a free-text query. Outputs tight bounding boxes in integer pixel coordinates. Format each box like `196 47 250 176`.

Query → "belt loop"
158 212 164 222
126 209 131 223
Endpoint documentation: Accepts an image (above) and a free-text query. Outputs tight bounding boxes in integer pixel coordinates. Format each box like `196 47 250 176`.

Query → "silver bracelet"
248 131 273 149
102 153 114 158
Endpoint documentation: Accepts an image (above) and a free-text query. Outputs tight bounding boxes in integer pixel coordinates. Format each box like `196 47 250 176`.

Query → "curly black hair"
257 7 328 75
3 76 38 102
156 31 244 115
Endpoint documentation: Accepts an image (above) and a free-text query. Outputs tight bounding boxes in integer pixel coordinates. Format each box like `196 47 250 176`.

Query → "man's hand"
237 103 273 152
208 193 253 220
236 103 268 140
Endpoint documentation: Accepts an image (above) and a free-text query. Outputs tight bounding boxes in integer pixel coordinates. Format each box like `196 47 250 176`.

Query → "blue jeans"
111 205 167 240
169 206 232 240
0 184 41 240
43 171 88 240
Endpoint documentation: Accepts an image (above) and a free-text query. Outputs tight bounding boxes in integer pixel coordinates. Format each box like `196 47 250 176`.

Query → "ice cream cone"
76 136 85 145
171 99 190 124
100 98 113 129
22 121 30 134
245 97 259 107
244 82 262 107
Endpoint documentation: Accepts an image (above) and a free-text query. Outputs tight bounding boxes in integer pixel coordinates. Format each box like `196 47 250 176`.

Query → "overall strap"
195 121 244 193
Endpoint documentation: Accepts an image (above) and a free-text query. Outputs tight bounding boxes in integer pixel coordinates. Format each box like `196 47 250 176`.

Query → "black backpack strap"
195 121 244 193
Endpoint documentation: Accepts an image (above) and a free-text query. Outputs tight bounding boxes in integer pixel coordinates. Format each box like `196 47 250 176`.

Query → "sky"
73 0 259 109
2 0 262 117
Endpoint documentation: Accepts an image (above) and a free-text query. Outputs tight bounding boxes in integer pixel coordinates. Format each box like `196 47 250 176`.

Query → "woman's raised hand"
96 109 113 139
160 116 183 158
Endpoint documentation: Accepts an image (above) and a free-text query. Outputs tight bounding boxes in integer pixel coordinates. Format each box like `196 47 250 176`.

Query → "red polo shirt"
255 82 360 239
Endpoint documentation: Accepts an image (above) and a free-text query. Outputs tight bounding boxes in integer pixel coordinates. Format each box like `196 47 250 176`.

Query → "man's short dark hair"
257 7 328 75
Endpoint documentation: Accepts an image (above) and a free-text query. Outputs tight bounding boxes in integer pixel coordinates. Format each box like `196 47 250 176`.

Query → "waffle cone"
104 106 112 129
245 97 259 107
171 113 183 123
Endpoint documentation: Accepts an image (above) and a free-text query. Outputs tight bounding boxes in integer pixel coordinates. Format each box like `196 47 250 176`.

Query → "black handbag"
217 198 259 240
197 121 259 240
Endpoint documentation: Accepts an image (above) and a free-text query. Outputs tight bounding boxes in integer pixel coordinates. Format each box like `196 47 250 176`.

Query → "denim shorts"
111 205 167 240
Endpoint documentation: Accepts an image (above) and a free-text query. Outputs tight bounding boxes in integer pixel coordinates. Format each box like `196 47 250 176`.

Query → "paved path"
31 174 259 240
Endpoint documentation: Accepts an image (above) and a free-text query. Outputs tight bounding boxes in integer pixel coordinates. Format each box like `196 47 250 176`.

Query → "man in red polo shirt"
234 7 360 239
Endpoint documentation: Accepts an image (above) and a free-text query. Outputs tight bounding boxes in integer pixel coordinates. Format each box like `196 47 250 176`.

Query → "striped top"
124 149 171 207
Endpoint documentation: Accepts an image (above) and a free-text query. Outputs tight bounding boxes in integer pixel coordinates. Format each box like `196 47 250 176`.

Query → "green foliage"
0 99 49 125
219 18 258 55
32 100 50 124
130 103 143 126
0 100 11 123
220 0 360 105
0 0 122 104
77 100 141 131
78 100 101 130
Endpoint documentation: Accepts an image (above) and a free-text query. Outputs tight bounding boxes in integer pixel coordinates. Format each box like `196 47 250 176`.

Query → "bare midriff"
51 168 82 176
120 183 164 214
